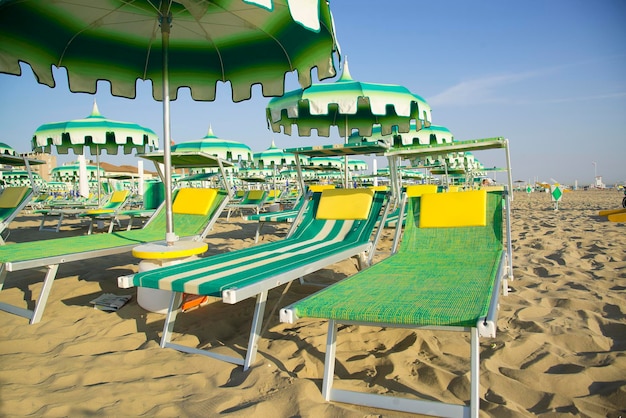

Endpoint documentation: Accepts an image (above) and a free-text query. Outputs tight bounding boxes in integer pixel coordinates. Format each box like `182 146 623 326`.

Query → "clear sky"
1 0 625 186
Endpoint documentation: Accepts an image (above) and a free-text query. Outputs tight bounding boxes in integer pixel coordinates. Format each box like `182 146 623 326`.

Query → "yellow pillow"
406 184 438 197
420 189 487 228
316 189 374 220
172 188 217 215
0 187 29 208
247 190 265 201
308 184 335 192
110 190 129 203
369 185 388 192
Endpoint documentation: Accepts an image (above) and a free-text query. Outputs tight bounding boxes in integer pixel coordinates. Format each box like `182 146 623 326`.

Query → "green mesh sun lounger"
118 189 390 370
225 189 268 220
0 188 229 324
36 189 131 233
280 189 513 418
244 194 306 243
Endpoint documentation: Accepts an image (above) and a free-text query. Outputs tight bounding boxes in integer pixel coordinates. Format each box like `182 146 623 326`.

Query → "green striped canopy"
32 102 159 155
266 58 432 137
172 126 253 163
349 124 455 149
0 0 340 101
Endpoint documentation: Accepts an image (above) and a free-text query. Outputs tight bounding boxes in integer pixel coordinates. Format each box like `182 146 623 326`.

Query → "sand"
0 189 624 417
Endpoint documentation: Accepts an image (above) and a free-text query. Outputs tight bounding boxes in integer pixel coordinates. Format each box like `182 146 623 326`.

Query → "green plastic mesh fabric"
291 192 504 327
0 190 226 264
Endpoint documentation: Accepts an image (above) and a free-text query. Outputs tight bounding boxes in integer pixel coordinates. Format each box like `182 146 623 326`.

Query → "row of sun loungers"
0 188 229 324
0 184 513 416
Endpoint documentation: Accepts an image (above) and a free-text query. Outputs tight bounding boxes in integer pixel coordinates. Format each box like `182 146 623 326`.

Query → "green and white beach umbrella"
266 58 431 187
267 58 432 138
0 0 340 245
32 101 158 202
172 126 253 167
32 102 159 156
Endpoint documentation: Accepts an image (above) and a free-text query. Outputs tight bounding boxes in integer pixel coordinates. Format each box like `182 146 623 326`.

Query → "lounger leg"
0 264 7 292
30 264 60 324
321 319 338 401
470 327 480 418
161 291 184 348
254 222 264 244
243 290 268 371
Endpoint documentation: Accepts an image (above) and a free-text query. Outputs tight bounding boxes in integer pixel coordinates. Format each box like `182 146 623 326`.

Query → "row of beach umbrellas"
0 0 474 247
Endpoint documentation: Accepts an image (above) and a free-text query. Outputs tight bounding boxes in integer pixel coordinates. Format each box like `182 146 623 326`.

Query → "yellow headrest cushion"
406 184 438 197
268 189 281 198
85 209 115 215
316 189 374 220
172 188 218 215
308 184 335 192
447 186 460 192
235 190 246 198
369 186 388 192
420 189 487 228
110 190 129 203
247 190 265 200
0 187 29 208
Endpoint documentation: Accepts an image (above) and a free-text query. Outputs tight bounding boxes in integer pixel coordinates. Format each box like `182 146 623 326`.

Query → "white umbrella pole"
161 8 176 245
96 145 101 204
344 117 349 188
137 160 144 196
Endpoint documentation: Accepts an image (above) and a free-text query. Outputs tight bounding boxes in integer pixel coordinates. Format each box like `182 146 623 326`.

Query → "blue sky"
1 0 625 186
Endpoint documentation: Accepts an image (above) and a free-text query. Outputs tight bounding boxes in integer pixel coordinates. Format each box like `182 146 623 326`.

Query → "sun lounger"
244 194 306 243
225 189 268 220
36 190 130 233
280 189 513 417
0 186 34 245
78 190 132 234
0 188 229 324
118 188 391 370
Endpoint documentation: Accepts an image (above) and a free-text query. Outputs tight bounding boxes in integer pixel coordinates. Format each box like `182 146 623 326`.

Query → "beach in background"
0 189 624 417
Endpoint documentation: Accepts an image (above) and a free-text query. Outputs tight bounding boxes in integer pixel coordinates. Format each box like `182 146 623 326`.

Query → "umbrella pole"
160 7 176 245
96 146 101 204
344 117 349 188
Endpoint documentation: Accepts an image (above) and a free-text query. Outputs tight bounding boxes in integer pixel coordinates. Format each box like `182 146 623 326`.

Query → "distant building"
21 151 56 182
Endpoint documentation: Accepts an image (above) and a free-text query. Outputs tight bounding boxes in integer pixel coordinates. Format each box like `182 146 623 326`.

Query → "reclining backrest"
401 190 503 253
0 186 30 209
109 190 129 204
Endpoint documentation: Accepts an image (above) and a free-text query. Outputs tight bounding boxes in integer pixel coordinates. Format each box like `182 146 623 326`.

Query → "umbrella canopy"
253 140 302 168
0 0 340 245
32 101 159 155
32 101 158 202
266 58 431 188
266 58 432 138
172 125 253 166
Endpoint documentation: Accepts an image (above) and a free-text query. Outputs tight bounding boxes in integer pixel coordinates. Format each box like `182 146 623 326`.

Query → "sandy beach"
0 189 624 417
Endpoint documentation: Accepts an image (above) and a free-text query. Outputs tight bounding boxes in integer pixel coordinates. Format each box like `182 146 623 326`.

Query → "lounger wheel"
622 196 626 208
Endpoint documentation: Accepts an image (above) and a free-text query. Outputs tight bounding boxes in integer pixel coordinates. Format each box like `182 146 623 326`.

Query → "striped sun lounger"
280 189 513 417
118 188 391 370
0 188 229 324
